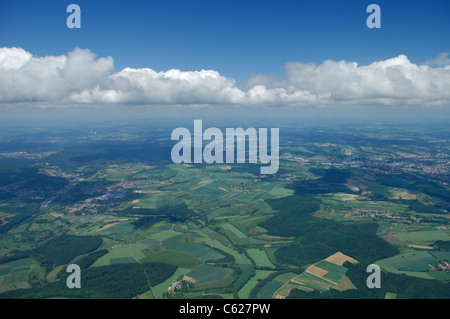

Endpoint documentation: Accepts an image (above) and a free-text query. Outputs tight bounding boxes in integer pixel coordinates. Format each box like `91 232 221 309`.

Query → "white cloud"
425 52 450 67
71 67 246 104
0 47 449 107
0 47 113 103
0 47 32 70
249 55 450 106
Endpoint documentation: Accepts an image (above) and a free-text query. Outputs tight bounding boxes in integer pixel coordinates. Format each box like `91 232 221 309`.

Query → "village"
428 261 450 272
352 209 445 224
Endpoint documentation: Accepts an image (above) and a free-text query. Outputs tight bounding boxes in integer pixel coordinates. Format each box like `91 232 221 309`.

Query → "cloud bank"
0 47 449 107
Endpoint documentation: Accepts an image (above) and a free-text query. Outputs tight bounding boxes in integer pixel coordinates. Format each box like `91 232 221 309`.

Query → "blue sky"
0 0 449 112
1 0 449 83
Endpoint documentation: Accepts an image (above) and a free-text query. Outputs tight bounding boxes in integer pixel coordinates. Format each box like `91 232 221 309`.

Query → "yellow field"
273 252 359 297
182 275 197 283
390 190 417 200
305 265 328 278
325 252 358 266
335 193 360 201
46 265 65 283
97 222 119 232
408 244 433 250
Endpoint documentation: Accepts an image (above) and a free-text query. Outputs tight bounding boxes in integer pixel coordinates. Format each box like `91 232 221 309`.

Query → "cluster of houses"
428 262 449 272
167 280 183 293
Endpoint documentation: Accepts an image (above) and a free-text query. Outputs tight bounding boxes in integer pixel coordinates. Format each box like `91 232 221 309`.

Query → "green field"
290 272 335 293
230 215 270 237
186 264 234 288
273 272 299 283
0 258 40 293
392 255 437 272
147 229 182 241
92 244 136 266
255 278 285 298
266 272 301 298
247 248 276 268
376 251 437 279
238 270 275 299
152 267 190 298
221 223 247 239
203 239 251 265
140 250 203 269
430 251 450 261
275 281 310 298
161 235 225 262
393 230 449 243
268 186 294 198
109 257 137 264
314 260 347 283
0 271 31 293
233 264 254 289
0 258 39 269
